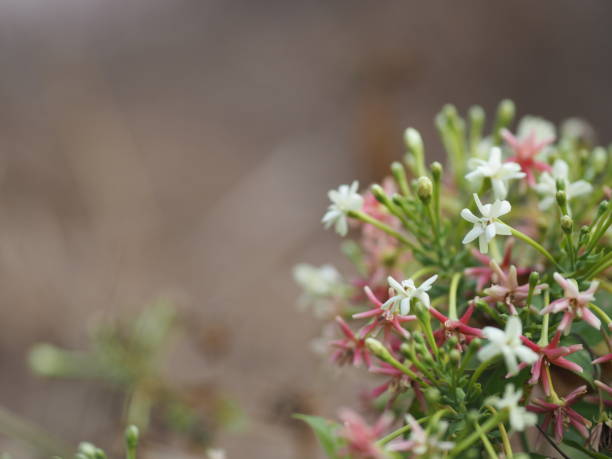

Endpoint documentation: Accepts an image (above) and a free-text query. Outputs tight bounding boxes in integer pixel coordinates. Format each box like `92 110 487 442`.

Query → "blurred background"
0 0 611 457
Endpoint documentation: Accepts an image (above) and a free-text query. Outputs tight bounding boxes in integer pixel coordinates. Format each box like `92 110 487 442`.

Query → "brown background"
0 1 611 457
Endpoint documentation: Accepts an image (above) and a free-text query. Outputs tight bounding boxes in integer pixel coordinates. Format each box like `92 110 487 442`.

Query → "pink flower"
527 385 591 442
429 302 483 346
464 239 529 292
518 331 583 395
501 127 553 186
540 273 600 333
353 286 416 339
482 262 546 315
368 362 426 411
338 408 393 459
331 316 372 368
592 353 612 365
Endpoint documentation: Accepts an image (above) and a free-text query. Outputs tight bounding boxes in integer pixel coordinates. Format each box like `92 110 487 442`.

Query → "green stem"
583 254 612 280
487 406 512 459
538 291 551 347
448 273 462 320
348 210 425 257
377 415 430 446
450 411 506 457
504 223 559 268
589 303 612 327
475 421 499 459
468 356 500 389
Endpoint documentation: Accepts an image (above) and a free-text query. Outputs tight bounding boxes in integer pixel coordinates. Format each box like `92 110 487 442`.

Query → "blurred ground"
0 0 611 457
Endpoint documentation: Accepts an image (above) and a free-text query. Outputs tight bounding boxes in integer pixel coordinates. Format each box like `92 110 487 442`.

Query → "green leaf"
293 414 343 459
563 439 610 459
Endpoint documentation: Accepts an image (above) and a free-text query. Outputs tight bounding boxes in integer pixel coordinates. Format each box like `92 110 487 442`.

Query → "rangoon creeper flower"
478 316 538 376
387 415 454 457
382 275 438 315
322 181 364 236
527 385 591 442
338 408 393 459
502 117 554 186
540 273 600 333
461 194 512 254
465 146 525 199
534 159 592 211
487 384 537 432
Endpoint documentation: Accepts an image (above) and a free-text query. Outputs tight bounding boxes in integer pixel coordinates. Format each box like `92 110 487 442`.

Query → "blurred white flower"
487 384 537 431
293 263 343 317
460 194 512 254
322 181 364 236
478 316 538 376
466 147 525 199
534 159 592 211
388 415 454 456
382 275 438 315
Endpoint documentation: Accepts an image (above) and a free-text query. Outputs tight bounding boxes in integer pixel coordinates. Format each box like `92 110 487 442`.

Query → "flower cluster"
295 101 612 457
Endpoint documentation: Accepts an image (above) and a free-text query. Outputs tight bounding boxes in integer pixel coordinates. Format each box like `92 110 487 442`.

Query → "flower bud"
404 128 423 155
125 425 139 451
528 271 540 289
556 190 567 209
416 176 433 203
592 147 607 173
370 184 388 205
497 99 515 126
561 215 573 234
449 349 461 363
425 387 441 403
431 161 442 182
365 338 393 363
469 105 485 129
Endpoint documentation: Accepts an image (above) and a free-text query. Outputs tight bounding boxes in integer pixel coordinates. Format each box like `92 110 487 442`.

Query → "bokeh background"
0 1 611 457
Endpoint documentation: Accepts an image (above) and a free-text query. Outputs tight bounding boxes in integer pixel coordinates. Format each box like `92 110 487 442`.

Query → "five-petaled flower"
540 273 600 333
322 181 364 236
501 123 554 186
331 316 372 367
478 316 538 376
353 286 416 339
461 194 512 254
527 385 591 442
534 159 592 211
429 302 483 346
518 331 583 395
338 408 393 459
487 384 537 431
382 275 438 315
482 261 546 315
465 147 526 199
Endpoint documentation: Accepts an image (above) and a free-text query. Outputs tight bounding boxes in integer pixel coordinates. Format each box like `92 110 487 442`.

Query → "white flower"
387 415 454 456
477 316 538 376
487 384 537 432
322 181 364 236
293 263 343 317
460 194 512 254
382 275 438 315
534 159 592 211
466 147 526 199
